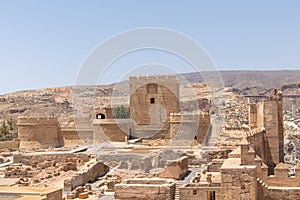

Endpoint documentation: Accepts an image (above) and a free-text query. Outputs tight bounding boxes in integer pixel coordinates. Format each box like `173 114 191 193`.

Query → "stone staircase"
174 181 184 200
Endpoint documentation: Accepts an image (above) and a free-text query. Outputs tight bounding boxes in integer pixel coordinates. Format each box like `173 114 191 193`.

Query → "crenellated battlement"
129 74 178 81
18 116 59 125
256 163 300 188
169 112 210 122
246 128 265 137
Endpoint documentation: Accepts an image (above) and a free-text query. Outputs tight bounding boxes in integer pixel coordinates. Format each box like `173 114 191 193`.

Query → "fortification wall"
17 116 63 149
93 119 131 142
246 128 267 163
60 128 93 146
169 113 210 144
256 163 300 199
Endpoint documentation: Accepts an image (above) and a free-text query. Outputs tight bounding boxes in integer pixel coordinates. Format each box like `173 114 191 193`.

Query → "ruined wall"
93 119 131 142
130 75 179 126
64 160 109 191
13 152 90 166
18 116 63 149
159 156 188 180
114 178 175 200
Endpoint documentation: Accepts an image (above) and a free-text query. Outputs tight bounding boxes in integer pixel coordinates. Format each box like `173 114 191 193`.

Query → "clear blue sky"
0 1 299 94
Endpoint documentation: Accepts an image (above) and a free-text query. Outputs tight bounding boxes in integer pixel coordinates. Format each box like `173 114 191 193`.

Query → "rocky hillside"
184 70 300 94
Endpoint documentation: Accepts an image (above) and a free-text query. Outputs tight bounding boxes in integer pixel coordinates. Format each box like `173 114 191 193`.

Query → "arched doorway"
96 113 106 119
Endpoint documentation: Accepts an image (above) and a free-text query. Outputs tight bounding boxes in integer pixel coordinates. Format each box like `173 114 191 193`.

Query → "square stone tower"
263 89 284 164
248 89 284 167
129 75 180 126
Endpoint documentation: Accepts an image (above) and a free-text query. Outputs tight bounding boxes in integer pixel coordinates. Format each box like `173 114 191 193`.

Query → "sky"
0 1 299 94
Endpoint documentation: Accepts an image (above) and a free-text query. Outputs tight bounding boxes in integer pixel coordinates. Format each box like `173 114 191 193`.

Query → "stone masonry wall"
93 119 131 142
130 75 179 126
114 178 175 200
18 116 63 149
0 139 19 150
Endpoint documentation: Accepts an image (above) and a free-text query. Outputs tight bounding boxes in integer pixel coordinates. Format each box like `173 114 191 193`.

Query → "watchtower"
129 75 180 126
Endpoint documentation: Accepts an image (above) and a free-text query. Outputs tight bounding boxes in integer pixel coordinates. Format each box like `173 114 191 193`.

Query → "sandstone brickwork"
18 116 63 149
114 178 175 200
130 75 179 126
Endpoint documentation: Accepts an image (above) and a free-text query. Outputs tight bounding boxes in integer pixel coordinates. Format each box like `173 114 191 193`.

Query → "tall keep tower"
129 75 180 126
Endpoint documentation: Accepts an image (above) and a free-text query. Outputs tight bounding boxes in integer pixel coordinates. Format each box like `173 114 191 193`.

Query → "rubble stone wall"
221 167 257 200
13 153 90 166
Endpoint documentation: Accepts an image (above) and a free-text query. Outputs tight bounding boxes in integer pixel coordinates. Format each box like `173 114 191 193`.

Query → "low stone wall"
64 160 109 191
159 156 188 180
0 187 62 200
13 152 90 166
114 178 175 200
0 140 19 150
179 184 221 200
93 119 131 142
207 159 225 172
61 128 93 146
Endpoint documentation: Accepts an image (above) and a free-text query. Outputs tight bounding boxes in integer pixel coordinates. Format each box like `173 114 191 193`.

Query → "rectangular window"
150 98 155 104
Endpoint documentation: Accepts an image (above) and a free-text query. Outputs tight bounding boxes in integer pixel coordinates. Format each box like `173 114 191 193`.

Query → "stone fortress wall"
18 116 64 149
